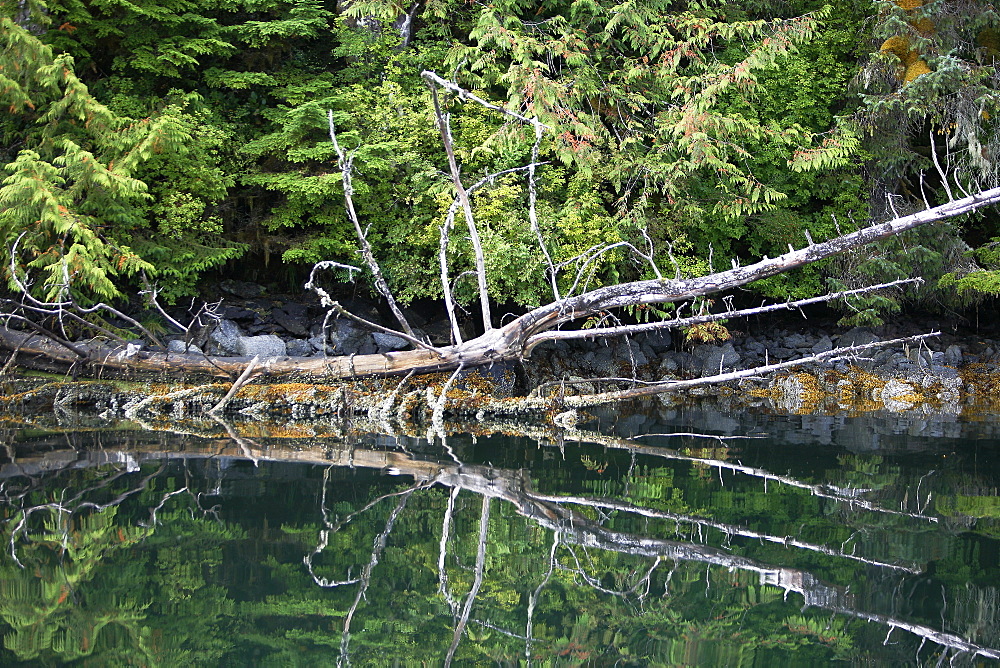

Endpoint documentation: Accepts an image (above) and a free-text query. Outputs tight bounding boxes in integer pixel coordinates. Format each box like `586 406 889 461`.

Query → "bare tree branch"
445 495 491 667
426 81 493 332
328 111 416 338
524 278 921 352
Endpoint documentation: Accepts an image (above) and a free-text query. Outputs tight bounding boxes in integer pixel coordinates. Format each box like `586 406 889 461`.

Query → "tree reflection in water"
0 414 998 665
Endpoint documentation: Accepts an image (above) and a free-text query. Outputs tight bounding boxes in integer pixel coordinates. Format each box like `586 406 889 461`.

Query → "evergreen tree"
0 16 240 303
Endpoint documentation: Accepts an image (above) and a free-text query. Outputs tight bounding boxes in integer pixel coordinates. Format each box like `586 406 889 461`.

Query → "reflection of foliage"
0 506 153 661
0 431 997 665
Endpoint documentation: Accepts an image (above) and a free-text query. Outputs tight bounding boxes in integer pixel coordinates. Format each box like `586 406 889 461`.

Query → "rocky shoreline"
7 278 1000 421
160 280 997 414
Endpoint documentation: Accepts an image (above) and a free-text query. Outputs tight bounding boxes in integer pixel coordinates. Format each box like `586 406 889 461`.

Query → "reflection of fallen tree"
3 431 997 661
0 416 935 526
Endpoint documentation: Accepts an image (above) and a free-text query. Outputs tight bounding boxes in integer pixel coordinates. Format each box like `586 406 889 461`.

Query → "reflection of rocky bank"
592 399 1000 455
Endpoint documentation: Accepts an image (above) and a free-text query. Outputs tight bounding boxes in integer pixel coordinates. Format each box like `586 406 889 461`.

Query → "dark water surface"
2 402 1000 666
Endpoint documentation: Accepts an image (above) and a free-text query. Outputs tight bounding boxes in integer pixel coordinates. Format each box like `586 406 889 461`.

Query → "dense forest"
1 0 999 329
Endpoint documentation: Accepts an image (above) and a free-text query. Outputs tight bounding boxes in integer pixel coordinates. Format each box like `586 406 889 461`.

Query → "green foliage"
2 0 990 316
0 17 246 303
941 237 1000 298
841 0 1000 316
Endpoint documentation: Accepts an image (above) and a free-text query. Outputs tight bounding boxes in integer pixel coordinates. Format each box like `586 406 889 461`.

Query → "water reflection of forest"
1 413 999 665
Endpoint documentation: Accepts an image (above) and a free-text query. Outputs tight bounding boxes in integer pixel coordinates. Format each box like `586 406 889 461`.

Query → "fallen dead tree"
1 185 996 391
4 71 1000 400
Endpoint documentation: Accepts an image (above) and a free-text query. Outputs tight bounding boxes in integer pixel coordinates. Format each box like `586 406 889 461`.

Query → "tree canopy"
0 0 997 322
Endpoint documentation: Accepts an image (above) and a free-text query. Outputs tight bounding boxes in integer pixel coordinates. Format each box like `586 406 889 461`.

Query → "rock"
658 354 681 376
456 361 519 397
421 318 458 345
373 332 409 353
553 409 578 428
873 349 906 371
236 334 286 358
639 330 672 352
272 307 309 337
219 279 266 299
219 305 256 321
772 374 811 413
167 339 202 354
356 337 377 355
697 342 741 377
562 376 595 396
615 340 648 368
285 339 313 357
837 327 880 349
207 319 244 356
944 344 963 366
582 347 615 375
879 378 917 412
308 334 334 354
328 319 373 355
766 346 796 361
784 333 810 348
247 322 279 335
811 335 833 354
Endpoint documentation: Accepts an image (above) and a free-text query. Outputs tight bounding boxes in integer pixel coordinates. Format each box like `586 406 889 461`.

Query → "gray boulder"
285 339 313 357
614 340 649 369
639 330 672 352
237 334 286 358
272 307 309 337
944 344 963 366
811 335 834 354
308 334 334 354
329 319 373 355
783 333 811 349
836 327 880 349
657 352 682 376
373 332 409 352
207 319 244 356
696 342 741 376
167 339 202 354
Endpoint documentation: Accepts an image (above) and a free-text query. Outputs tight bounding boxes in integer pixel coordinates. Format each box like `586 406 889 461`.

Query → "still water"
1 402 999 666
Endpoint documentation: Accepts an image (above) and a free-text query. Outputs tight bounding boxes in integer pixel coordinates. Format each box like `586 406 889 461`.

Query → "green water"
1 403 999 666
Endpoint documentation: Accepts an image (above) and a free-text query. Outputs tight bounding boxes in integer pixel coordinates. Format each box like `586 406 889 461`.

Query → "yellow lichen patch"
768 371 824 413
236 382 322 402
959 364 1000 411
892 0 923 9
239 423 321 439
790 372 824 413
904 59 931 82
912 17 934 36
881 36 915 62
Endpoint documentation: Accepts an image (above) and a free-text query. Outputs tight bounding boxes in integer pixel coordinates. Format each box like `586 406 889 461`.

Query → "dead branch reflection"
1 420 998 664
